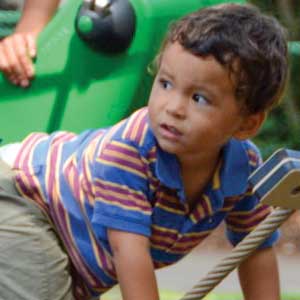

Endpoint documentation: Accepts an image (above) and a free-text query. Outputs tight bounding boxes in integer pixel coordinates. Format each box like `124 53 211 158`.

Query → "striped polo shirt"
13 107 279 299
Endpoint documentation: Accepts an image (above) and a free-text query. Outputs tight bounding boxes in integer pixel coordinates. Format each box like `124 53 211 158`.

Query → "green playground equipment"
0 0 245 144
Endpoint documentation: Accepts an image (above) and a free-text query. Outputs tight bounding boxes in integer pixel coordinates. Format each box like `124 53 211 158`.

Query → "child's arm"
108 229 160 300
15 0 60 36
0 0 60 87
238 246 280 300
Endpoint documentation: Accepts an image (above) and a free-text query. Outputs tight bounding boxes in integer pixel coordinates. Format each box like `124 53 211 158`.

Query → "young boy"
0 3 288 300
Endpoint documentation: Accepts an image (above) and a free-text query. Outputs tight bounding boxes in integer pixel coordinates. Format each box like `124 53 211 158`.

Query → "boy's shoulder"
240 139 262 169
225 138 262 166
219 139 262 197
111 107 156 153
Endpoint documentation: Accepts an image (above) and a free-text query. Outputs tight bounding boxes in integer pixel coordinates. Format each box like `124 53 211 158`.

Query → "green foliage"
254 104 299 159
250 0 300 159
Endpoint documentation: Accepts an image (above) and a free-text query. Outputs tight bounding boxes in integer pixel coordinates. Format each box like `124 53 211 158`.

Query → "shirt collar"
217 138 251 197
147 118 186 201
155 138 251 202
155 145 186 200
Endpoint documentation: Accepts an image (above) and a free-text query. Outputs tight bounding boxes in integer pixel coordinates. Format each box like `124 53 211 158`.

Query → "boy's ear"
233 111 266 140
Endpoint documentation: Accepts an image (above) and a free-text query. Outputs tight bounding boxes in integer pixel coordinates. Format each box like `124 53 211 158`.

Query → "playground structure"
0 0 246 144
1 0 300 299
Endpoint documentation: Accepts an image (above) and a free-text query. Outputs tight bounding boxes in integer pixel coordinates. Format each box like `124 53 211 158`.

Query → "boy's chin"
157 140 182 155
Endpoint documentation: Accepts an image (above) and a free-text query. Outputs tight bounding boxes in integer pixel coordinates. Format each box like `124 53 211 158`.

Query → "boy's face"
148 42 261 162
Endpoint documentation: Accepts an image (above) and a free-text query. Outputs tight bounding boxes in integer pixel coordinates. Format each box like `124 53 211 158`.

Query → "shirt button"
208 217 214 224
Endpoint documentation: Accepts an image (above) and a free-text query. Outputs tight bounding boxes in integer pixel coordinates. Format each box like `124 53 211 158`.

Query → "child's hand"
0 32 36 87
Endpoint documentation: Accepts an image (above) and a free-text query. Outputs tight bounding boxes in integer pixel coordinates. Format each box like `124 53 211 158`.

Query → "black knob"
75 0 136 54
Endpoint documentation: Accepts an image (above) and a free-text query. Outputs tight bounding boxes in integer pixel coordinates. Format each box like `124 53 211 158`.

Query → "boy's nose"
166 95 187 119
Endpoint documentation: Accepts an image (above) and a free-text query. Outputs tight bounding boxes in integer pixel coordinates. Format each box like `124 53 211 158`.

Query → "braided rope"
179 207 294 300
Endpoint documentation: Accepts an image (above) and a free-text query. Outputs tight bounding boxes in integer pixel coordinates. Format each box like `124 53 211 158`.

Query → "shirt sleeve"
225 191 280 248
225 141 280 248
91 138 153 240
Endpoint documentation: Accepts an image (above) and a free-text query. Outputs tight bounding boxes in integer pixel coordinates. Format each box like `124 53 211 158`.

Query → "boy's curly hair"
155 3 288 114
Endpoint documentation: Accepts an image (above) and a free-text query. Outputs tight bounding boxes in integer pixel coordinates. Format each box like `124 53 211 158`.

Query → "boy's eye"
159 79 172 90
192 93 209 105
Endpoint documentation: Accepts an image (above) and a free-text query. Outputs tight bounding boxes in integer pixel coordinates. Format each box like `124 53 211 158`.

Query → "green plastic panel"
0 0 244 144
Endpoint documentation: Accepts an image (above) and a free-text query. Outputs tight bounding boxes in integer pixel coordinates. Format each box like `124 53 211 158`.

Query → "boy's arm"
238 246 280 300
15 0 60 36
108 229 160 300
0 0 60 87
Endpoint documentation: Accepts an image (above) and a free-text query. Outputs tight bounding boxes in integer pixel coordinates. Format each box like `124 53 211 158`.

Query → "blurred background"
250 0 300 159
0 0 300 298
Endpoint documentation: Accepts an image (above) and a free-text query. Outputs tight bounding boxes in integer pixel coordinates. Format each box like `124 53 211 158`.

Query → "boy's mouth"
159 123 183 139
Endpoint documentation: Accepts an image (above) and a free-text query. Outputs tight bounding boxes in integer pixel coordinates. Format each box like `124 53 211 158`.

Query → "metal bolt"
94 0 112 14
